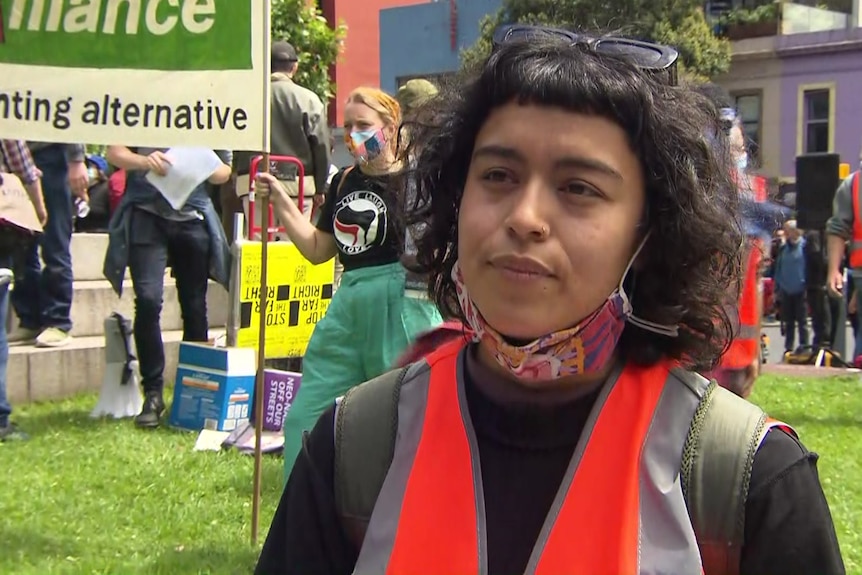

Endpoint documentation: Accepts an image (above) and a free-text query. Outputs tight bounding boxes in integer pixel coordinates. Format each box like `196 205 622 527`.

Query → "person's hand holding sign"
33 199 48 227
253 171 338 265
254 172 290 208
145 150 172 176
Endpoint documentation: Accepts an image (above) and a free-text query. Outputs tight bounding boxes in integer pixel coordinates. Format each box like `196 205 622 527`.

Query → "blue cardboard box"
169 343 257 432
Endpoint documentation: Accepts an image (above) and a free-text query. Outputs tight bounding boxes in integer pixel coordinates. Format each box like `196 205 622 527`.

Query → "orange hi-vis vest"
750 174 767 202
720 171 767 370
351 340 791 574
731 169 766 201
722 240 762 369
850 172 862 268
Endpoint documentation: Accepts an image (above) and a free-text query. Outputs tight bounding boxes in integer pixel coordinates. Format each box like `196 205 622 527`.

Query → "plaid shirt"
0 139 41 185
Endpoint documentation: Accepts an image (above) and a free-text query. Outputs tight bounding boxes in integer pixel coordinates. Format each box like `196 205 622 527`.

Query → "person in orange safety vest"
710 177 767 397
256 26 844 575
827 168 862 366
698 97 785 398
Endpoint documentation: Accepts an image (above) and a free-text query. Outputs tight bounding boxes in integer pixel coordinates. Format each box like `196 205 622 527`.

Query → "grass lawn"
750 373 862 574
0 389 283 575
0 373 860 575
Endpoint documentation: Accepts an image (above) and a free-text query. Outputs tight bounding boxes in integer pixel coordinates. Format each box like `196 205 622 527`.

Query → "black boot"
0 422 29 441
135 390 165 428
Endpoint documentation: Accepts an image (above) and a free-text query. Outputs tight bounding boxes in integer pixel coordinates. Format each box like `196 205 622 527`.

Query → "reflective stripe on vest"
751 175 767 202
850 172 862 269
353 340 707 574
723 241 761 369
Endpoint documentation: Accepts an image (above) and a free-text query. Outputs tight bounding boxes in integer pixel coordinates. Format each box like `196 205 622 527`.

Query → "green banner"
0 0 252 70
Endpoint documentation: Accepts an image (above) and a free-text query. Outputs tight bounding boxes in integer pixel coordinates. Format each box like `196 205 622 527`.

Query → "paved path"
760 322 861 379
761 363 861 379
761 322 854 363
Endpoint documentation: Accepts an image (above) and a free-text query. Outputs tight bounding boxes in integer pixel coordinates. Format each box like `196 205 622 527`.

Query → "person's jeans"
0 254 12 427
807 287 829 348
780 290 809 352
128 209 210 394
826 292 843 349
853 278 862 359
12 145 74 332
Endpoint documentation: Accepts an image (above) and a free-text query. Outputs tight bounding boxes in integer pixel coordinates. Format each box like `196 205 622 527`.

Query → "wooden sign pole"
251 0 273 546
251 152 270 546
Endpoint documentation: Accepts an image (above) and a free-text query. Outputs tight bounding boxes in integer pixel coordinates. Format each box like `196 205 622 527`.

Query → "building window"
734 93 761 166
803 89 831 153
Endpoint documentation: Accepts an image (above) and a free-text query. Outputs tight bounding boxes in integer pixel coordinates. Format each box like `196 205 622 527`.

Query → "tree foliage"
460 0 731 81
271 0 347 101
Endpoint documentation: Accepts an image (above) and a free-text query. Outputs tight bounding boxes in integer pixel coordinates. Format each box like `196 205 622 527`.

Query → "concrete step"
9 232 234 405
70 232 112 281
18 231 230 337
9 279 229 338
7 330 224 405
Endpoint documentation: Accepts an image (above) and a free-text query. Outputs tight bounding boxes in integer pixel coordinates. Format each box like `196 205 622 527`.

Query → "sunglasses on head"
492 24 679 85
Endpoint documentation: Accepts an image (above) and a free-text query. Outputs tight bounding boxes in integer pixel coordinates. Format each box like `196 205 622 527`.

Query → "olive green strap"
333 366 408 550
681 382 767 575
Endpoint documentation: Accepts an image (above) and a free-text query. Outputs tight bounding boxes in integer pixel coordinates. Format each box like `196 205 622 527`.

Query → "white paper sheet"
145 147 222 210
194 430 231 452
222 421 285 455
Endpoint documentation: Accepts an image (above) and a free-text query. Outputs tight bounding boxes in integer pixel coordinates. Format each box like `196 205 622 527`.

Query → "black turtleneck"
256 347 845 575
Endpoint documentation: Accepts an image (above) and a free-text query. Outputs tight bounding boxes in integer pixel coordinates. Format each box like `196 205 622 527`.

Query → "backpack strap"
334 166 355 197
681 380 768 575
334 365 409 551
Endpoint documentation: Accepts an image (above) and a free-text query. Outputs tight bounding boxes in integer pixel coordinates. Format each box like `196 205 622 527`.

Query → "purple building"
776 28 862 177
716 5 862 182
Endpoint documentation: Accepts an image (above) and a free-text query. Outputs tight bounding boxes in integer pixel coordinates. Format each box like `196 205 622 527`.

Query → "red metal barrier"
248 155 305 241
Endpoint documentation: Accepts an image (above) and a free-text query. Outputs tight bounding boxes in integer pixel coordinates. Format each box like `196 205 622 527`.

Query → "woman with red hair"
256 87 441 478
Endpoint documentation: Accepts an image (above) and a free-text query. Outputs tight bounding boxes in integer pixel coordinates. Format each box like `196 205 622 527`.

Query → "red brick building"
319 0 427 127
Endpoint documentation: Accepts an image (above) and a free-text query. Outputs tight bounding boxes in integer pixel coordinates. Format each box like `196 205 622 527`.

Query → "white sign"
0 0 271 151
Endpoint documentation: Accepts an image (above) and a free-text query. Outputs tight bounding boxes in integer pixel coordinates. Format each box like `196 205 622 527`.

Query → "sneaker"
854 355 862 369
35 327 72 348
135 391 165 429
8 327 39 346
0 423 29 442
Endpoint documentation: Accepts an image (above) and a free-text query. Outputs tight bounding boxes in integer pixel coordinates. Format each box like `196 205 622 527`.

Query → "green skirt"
282 262 441 480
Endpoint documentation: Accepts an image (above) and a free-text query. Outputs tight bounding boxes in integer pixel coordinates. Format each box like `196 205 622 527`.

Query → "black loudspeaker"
795 153 841 230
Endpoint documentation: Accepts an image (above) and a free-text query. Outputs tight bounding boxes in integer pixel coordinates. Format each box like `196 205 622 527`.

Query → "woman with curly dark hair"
256 26 843 575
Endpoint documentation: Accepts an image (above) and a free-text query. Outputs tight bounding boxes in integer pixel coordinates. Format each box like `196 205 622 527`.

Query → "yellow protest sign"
236 241 335 358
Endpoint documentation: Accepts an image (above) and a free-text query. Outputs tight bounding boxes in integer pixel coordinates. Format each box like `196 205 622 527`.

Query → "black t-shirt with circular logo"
316 166 401 272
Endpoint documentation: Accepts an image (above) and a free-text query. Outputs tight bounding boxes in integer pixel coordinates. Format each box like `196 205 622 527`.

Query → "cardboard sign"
0 171 41 232
262 369 302 432
235 241 335 358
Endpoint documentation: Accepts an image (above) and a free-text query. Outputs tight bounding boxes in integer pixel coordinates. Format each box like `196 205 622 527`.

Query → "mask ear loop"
618 232 681 338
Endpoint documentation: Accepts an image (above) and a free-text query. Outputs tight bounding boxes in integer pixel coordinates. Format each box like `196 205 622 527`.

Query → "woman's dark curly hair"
400 37 744 370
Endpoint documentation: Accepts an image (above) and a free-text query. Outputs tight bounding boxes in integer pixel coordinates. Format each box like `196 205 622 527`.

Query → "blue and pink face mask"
346 129 387 162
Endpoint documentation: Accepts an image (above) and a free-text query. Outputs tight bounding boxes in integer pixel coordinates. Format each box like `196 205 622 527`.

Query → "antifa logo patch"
333 190 389 255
